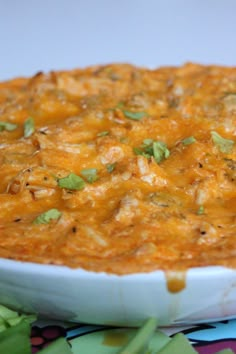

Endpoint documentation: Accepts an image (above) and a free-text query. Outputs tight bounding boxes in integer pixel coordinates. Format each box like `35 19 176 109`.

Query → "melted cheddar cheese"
0 63 235 274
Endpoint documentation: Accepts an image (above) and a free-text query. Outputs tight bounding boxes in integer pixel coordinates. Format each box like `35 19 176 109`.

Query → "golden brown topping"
0 63 235 274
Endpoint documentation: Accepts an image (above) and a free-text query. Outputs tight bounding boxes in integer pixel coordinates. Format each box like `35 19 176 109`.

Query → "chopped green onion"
57 173 86 190
182 136 196 145
97 131 109 137
123 110 147 121
119 317 158 354
0 121 18 132
37 337 72 353
211 131 234 153
33 208 62 224
80 168 98 183
24 117 35 138
197 205 205 215
106 163 116 173
157 333 197 354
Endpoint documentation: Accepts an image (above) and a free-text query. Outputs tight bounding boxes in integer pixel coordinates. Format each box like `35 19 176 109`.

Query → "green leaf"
0 320 31 354
119 317 158 354
106 163 116 173
24 117 35 138
0 305 36 328
33 208 62 224
123 110 147 121
7 315 35 327
57 173 86 190
157 333 197 354
0 305 19 321
211 131 234 153
80 168 98 183
0 121 18 132
153 141 170 163
0 324 7 333
97 131 109 137
0 305 37 353
182 136 196 145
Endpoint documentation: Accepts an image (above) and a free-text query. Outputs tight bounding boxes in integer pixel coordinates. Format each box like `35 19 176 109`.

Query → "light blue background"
0 0 235 80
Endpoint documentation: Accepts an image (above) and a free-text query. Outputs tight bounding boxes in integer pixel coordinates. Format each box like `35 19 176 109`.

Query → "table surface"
30 318 236 353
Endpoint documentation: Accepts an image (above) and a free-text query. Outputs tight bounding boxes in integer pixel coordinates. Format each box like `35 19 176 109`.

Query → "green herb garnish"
33 209 62 224
143 138 153 146
133 139 154 159
153 141 170 163
182 136 196 145
106 162 116 173
110 102 147 121
80 168 98 183
97 131 109 137
134 139 170 163
24 117 35 138
123 110 147 121
0 121 18 132
211 131 234 153
57 173 86 190
197 205 205 215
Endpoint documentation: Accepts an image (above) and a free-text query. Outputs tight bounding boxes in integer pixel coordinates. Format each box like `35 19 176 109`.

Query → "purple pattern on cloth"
195 340 236 353
30 321 236 353
31 325 67 352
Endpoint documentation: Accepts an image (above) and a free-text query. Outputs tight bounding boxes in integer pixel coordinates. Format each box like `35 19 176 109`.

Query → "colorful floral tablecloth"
31 319 236 353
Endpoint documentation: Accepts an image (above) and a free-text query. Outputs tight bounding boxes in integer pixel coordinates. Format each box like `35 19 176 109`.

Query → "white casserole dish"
0 259 236 326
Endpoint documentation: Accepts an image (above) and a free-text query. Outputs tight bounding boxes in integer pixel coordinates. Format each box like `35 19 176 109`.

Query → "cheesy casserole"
0 63 235 274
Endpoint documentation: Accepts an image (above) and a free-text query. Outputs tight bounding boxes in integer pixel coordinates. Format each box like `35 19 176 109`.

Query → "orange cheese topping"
0 63 235 274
